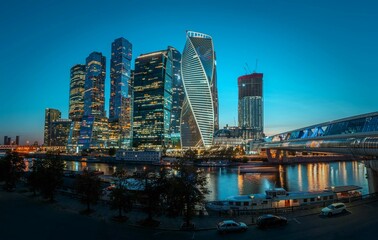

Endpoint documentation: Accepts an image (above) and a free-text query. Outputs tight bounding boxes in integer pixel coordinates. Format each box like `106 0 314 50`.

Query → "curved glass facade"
180 31 218 148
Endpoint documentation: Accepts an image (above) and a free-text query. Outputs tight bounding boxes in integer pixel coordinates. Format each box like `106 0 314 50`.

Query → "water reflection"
63 160 369 201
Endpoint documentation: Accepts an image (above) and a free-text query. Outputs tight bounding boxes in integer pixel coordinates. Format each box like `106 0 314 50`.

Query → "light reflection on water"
63 160 369 201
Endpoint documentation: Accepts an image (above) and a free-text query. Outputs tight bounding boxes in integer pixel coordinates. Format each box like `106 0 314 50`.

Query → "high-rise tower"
238 73 263 139
79 52 108 149
69 64 86 121
83 52 106 117
133 48 174 149
180 31 218 148
169 47 183 148
44 108 61 146
109 37 133 148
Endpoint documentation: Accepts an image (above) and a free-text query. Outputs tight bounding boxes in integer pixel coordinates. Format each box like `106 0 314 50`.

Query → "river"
63 160 370 201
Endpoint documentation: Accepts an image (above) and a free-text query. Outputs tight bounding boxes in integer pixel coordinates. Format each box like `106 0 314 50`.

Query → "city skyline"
1 0 378 144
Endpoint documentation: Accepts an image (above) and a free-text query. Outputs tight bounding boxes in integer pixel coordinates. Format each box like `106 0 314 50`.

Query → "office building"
50 119 72 146
69 64 86 121
109 37 133 148
83 52 106 117
44 108 61 146
238 73 264 139
169 47 183 148
79 52 108 149
133 48 174 149
15 136 19 145
180 31 218 148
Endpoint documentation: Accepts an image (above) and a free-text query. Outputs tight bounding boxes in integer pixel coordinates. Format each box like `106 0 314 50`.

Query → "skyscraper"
238 73 264 139
169 47 184 148
44 108 61 146
79 52 108 149
83 52 106 117
69 64 86 121
180 31 218 148
133 48 174 149
109 37 133 148
51 119 72 146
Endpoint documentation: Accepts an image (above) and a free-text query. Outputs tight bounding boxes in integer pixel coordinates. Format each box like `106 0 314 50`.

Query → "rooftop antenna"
245 63 252 74
254 59 258 73
234 117 236 126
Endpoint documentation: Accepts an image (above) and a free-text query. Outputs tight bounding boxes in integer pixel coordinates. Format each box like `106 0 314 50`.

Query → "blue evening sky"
1 0 377 144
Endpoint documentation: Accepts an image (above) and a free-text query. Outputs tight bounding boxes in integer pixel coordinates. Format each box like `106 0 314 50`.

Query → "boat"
238 166 279 173
196 160 230 167
206 187 340 211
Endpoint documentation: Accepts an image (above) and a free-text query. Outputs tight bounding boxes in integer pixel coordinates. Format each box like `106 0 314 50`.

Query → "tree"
167 160 209 228
183 149 196 160
108 147 116 156
109 170 133 220
75 169 102 213
135 167 168 226
0 152 26 191
37 154 65 202
27 159 40 196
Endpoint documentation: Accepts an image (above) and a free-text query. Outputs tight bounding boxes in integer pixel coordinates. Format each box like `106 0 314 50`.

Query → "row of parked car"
217 202 347 234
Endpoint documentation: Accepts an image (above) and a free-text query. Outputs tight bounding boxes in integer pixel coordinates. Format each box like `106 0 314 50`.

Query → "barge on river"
206 185 362 211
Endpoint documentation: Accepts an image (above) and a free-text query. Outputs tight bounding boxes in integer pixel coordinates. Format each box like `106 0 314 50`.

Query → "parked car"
217 220 248 234
321 202 347 216
256 214 288 228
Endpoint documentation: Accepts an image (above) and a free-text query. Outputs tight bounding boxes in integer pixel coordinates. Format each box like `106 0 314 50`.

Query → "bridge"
261 112 378 161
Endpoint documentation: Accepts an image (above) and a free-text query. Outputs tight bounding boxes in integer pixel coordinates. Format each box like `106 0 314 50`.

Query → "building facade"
44 108 61 146
79 52 108 149
237 73 264 140
69 64 86 121
132 48 173 149
50 119 72 146
109 37 133 148
180 31 218 148
83 52 106 118
169 47 183 148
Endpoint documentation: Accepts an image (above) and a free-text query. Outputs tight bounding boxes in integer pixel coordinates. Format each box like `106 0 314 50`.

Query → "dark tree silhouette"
75 170 102 213
168 160 209 229
37 154 65 202
0 152 26 191
109 170 133 220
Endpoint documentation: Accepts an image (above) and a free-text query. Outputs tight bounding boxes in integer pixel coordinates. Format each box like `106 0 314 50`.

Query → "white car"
217 220 248 234
321 203 347 216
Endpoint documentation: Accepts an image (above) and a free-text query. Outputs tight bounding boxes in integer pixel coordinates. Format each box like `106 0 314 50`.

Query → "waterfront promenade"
2 185 378 239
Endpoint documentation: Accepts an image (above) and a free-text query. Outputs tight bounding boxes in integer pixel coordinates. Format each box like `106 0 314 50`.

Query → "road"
1 190 378 240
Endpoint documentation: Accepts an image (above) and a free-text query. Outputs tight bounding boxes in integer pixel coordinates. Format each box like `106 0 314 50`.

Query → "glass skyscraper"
238 73 264 139
109 37 133 148
44 108 61 146
168 47 183 148
51 119 72 146
180 31 218 148
133 48 173 149
79 52 108 149
69 64 86 121
84 52 106 118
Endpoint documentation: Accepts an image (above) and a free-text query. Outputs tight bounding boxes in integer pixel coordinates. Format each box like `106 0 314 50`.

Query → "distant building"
169 47 183 148
3 136 8 145
108 37 133 148
69 64 86 121
238 73 264 140
133 48 174 149
180 31 218 149
50 119 72 146
213 126 245 147
15 136 19 145
44 108 61 146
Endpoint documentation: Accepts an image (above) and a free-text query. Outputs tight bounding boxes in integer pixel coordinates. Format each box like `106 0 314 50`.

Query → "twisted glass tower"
180 31 218 148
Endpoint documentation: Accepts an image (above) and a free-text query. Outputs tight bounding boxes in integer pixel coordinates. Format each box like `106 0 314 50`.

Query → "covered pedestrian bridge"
261 112 378 160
